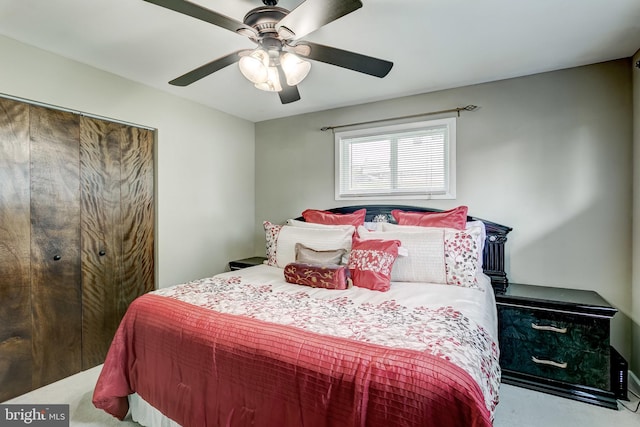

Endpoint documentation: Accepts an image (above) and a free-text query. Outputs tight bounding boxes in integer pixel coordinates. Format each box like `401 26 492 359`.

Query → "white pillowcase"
275 225 353 268
380 220 486 268
285 218 356 234
357 226 447 284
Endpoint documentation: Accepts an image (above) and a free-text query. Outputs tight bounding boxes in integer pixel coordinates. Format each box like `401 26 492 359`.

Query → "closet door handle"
53 255 61 261
99 250 106 256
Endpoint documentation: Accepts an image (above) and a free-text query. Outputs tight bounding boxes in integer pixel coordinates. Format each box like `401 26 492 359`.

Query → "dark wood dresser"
496 283 618 409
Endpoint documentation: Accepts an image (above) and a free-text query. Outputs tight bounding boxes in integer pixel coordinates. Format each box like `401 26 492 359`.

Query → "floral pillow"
347 237 401 292
444 230 481 288
263 221 283 267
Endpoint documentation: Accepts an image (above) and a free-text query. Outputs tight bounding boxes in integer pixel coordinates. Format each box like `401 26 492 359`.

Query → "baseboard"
629 370 640 393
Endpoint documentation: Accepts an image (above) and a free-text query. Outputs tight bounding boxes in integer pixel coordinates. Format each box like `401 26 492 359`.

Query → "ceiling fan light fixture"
280 52 311 86
254 66 283 92
238 48 270 84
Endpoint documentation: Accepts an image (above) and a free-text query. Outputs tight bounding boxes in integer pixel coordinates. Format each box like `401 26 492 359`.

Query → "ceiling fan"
143 0 394 104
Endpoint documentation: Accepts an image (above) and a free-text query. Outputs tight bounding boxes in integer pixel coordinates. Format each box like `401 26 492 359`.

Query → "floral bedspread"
154 274 501 418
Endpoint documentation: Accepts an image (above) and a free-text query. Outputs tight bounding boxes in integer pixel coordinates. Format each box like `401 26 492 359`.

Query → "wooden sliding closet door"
80 117 124 369
29 106 83 388
118 125 154 319
79 118 154 369
0 98 32 401
0 96 155 400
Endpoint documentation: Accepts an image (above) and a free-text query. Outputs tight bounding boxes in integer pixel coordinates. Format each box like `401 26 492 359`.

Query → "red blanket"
93 293 492 427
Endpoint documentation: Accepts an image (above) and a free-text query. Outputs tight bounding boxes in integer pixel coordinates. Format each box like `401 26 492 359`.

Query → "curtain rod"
320 105 478 132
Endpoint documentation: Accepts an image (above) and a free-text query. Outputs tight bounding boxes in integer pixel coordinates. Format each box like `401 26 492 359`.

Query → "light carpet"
4 365 639 426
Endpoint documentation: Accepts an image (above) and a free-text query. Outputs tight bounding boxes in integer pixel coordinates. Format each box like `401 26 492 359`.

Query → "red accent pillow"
284 263 351 290
347 237 401 292
391 206 469 230
302 208 366 226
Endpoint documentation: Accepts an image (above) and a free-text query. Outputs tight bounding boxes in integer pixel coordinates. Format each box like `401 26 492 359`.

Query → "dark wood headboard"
304 205 513 294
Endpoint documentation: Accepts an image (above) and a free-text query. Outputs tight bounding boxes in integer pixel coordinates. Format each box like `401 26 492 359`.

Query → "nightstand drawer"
499 307 609 352
500 338 610 389
498 306 610 389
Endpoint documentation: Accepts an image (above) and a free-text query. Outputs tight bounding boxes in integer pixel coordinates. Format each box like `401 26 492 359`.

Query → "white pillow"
380 221 486 268
275 225 353 268
363 221 380 231
357 226 446 283
286 218 356 234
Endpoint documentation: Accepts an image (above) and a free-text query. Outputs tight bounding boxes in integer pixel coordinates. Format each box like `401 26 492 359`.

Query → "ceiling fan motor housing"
243 7 288 38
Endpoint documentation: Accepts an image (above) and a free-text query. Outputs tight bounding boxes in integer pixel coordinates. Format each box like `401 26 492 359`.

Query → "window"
335 117 456 200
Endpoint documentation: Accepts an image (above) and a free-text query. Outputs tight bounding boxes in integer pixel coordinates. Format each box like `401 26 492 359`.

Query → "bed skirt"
129 393 181 427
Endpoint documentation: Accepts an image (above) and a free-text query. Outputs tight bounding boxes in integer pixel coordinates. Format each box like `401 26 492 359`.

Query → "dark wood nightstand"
496 283 619 409
228 256 267 271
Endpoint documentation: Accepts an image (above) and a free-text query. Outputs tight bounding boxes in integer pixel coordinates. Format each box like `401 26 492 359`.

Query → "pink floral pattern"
347 238 400 291
348 249 396 275
444 230 480 288
154 276 500 417
263 221 282 266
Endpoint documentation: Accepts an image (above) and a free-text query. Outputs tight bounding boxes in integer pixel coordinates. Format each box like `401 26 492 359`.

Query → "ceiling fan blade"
143 0 256 37
292 42 393 78
169 50 246 86
276 67 301 104
276 0 362 40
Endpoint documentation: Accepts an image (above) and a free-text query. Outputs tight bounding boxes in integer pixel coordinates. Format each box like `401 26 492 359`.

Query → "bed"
93 205 512 427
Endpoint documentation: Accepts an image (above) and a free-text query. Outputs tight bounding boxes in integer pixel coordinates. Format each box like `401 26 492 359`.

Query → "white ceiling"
1 0 639 122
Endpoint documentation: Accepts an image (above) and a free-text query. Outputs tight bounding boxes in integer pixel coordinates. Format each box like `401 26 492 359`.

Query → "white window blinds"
335 117 456 200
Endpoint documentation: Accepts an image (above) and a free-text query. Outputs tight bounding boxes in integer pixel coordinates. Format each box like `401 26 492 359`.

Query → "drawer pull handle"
531 323 567 334
531 356 567 369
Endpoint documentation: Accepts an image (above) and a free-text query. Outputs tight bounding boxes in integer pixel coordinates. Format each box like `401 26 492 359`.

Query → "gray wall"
255 59 635 366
